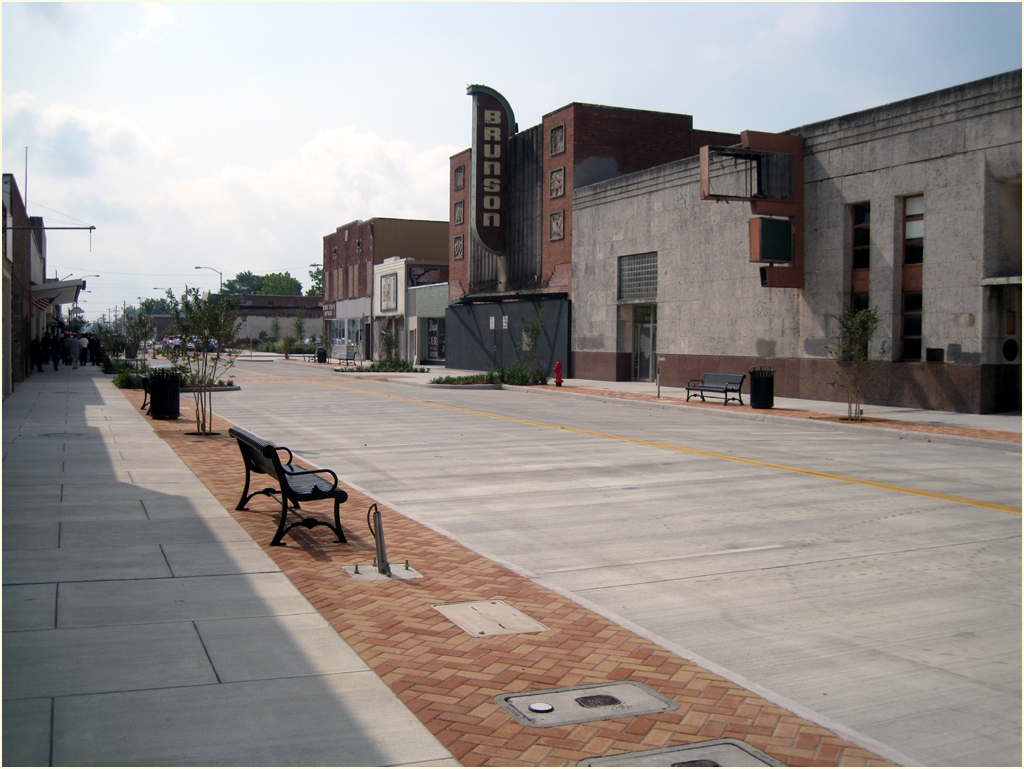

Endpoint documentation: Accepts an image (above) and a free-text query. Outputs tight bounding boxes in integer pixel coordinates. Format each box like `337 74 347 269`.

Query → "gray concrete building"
571 70 1021 413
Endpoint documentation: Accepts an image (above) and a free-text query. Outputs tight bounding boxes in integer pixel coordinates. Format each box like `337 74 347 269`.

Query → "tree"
223 271 265 295
122 306 154 358
292 309 306 342
826 305 887 421
139 297 171 314
164 287 241 435
259 271 302 296
306 266 324 297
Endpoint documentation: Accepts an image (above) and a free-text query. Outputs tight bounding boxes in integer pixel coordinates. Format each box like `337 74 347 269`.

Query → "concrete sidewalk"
2 366 457 767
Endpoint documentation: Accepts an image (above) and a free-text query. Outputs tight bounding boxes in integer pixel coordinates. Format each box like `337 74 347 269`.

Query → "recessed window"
618 252 658 303
903 195 923 265
902 290 923 361
550 124 565 156
852 203 870 270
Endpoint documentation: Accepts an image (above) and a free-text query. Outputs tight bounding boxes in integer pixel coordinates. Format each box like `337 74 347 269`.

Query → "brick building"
321 217 447 359
232 295 323 345
446 96 738 372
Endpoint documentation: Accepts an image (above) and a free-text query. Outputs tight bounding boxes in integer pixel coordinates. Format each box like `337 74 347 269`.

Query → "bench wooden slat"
228 426 349 546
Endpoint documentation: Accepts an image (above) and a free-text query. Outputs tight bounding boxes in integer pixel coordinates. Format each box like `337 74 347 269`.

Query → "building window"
902 291 923 361
453 235 464 260
618 252 658 302
903 195 923 265
901 195 924 360
454 165 465 190
549 211 564 241
550 124 565 156
851 202 870 308
852 203 870 269
550 167 565 199
453 200 464 226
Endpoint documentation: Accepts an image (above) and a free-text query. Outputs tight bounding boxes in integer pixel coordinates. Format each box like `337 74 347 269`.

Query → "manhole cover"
577 739 784 767
432 600 549 637
496 682 677 727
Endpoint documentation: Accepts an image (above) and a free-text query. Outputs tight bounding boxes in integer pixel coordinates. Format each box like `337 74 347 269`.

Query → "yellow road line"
313 381 1022 516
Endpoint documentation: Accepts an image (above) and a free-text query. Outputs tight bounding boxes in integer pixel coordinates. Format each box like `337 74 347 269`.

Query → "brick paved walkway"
124 387 894 766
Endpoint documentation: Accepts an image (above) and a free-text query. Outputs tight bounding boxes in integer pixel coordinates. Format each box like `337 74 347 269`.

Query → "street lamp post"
194 266 223 292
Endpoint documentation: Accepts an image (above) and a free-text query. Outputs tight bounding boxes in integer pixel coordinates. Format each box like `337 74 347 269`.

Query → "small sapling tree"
826 305 886 421
164 287 241 435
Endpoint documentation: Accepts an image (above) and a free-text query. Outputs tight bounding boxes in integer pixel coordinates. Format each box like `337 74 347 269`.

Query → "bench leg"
269 495 347 547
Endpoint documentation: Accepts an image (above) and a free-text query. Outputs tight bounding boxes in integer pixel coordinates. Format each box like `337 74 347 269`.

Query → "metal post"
368 504 391 576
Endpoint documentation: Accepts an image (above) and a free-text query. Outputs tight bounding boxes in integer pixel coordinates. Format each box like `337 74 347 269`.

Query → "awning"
31 278 85 310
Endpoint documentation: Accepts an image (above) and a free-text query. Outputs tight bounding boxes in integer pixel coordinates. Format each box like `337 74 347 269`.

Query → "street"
212 359 1022 767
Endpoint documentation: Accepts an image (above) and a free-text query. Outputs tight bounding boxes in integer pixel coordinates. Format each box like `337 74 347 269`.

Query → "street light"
194 265 223 291
59 272 99 283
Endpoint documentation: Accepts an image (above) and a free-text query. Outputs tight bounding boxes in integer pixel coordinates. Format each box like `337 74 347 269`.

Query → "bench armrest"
286 467 339 489
273 446 295 465
686 379 703 386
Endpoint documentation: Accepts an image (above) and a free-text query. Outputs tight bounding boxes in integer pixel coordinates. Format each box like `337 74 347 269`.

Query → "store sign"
467 84 516 256
379 273 398 313
323 301 336 320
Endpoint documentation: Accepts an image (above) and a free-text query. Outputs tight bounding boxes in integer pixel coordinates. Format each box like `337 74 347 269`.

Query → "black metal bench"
338 349 357 366
228 426 348 546
685 373 746 405
140 375 151 412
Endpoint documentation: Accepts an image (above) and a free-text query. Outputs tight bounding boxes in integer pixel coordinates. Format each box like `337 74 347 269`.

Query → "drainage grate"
40 432 86 438
496 682 678 727
577 739 784 767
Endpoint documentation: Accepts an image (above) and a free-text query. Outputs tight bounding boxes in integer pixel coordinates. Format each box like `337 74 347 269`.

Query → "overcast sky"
3 2 1020 321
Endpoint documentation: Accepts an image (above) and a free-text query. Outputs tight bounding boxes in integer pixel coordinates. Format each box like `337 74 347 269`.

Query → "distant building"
321 217 447 359
231 295 323 345
443 74 1020 413
371 256 448 362
2 174 85 393
446 96 738 373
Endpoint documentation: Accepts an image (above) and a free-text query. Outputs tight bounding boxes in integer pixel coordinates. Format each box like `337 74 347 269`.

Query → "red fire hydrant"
553 360 563 387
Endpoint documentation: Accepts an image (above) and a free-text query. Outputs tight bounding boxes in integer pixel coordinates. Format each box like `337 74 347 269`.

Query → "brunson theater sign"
467 85 516 256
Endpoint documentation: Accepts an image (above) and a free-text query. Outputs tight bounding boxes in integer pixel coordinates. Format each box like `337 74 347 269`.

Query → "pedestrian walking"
50 333 62 370
89 334 101 365
68 334 82 369
30 337 44 372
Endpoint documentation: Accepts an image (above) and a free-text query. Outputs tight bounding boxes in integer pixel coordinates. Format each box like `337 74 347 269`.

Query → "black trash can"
749 366 774 409
149 369 181 420
316 346 327 363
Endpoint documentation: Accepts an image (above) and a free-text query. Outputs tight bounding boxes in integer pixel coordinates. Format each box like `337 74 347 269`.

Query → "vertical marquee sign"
467 85 516 258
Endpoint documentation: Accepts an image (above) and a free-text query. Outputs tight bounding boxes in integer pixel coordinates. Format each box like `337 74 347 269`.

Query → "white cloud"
115 3 175 49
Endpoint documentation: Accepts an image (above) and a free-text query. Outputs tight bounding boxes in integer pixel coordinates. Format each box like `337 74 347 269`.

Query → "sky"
3 2 1021 322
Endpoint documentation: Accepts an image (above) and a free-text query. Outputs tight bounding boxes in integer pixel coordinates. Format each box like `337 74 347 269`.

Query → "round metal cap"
528 702 554 713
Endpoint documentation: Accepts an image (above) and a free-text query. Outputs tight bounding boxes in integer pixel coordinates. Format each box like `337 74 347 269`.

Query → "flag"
33 296 55 311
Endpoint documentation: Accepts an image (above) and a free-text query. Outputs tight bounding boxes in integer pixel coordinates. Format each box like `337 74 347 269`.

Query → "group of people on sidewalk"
30 331 104 372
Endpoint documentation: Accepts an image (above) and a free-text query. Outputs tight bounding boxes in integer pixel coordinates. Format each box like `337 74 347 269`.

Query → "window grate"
618 252 657 302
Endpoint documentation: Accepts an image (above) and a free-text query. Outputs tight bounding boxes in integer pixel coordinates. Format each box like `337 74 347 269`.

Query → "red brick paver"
123 387 893 766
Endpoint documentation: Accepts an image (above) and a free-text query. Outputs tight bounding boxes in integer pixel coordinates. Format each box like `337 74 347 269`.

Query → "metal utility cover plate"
496 681 678 727
432 600 549 637
577 739 784 766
